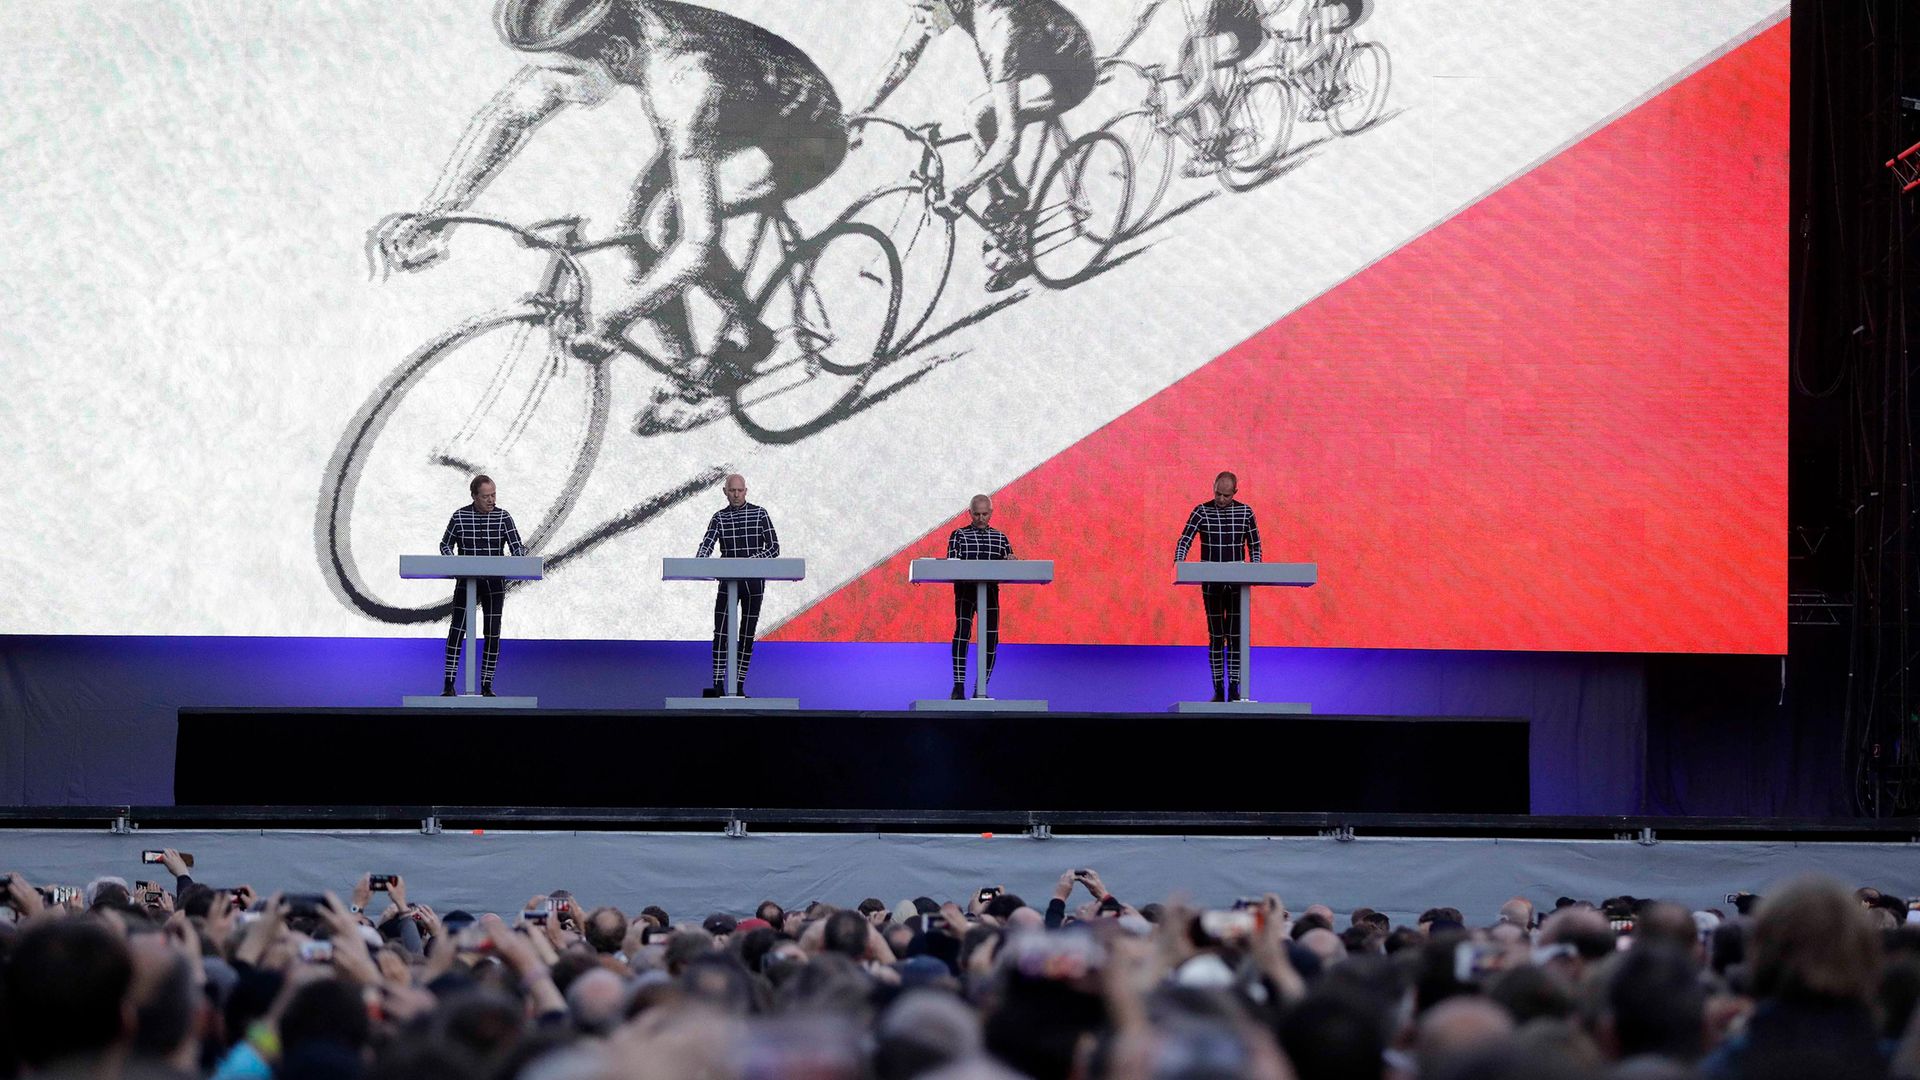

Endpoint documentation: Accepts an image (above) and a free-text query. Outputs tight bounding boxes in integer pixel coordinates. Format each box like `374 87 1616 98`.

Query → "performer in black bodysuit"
437 474 527 697
1174 471 1263 702
696 473 781 697
946 494 1015 699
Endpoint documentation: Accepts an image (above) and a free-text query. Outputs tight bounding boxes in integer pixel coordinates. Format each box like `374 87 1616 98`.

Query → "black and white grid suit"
947 524 1014 687
696 503 781 687
438 506 527 687
1173 500 1263 686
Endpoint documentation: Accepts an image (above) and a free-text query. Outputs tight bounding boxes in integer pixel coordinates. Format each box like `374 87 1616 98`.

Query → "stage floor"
176 708 1529 814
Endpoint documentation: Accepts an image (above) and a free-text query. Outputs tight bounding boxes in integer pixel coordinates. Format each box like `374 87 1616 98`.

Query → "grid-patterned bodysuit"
438 506 528 688
696 503 781 688
1174 500 1263 688
946 524 1015 689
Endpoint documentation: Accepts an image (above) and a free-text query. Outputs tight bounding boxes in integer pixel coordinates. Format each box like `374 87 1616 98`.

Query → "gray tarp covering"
0 829 1905 928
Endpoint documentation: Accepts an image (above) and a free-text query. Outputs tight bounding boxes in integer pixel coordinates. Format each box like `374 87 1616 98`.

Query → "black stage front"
176 709 1527 814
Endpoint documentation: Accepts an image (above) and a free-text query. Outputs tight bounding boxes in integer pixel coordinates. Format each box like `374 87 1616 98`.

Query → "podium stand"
907 558 1055 711
399 554 543 708
662 556 807 710
1173 561 1317 714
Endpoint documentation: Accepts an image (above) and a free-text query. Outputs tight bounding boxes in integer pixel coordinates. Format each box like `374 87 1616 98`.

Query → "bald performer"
946 495 1015 699
695 474 781 697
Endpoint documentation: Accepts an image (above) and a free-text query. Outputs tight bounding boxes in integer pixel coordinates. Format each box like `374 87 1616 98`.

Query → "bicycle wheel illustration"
1328 42 1391 135
1095 62 1175 236
836 183 955 355
1219 75 1296 192
316 309 611 623
728 221 902 444
1029 131 1135 289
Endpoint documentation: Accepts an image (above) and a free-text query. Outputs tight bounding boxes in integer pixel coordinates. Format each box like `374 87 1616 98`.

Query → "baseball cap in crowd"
892 899 919 925
734 917 772 934
441 910 478 933
702 913 739 936
912 897 941 916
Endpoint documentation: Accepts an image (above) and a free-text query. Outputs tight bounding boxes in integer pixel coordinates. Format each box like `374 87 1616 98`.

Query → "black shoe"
481 685 496 698
1212 683 1226 703
951 684 966 700
1227 681 1242 702
702 686 721 699
441 684 456 697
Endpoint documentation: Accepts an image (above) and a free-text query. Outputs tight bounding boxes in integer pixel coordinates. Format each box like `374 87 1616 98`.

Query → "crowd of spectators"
2 851 1916 1079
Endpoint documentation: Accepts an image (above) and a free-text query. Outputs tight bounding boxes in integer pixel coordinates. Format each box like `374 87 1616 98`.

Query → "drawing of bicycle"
315 209 899 622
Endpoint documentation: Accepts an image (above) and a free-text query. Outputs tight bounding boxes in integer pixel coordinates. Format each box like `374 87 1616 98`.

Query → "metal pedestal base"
1172 700 1312 715
664 696 800 711
403 695 539 709
911 698 1050 712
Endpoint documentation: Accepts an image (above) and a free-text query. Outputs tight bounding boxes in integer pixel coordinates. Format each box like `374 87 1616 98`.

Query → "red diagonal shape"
777 19 1789 654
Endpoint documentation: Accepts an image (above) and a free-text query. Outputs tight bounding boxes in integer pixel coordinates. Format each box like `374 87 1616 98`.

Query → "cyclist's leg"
606 156 699 369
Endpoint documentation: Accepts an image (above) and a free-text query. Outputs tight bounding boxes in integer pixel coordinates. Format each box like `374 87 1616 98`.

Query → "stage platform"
175 707 1529 814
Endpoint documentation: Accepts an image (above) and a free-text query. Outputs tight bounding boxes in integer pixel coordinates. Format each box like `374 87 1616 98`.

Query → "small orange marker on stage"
982 832 993 838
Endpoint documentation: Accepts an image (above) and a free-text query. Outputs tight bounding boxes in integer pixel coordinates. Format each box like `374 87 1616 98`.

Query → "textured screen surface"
0 0 1788 651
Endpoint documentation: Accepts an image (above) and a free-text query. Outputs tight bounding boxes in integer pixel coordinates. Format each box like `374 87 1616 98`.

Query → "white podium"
400 554 544 709
907 558 1055 711
662 556 807 710
1173 561 1317 714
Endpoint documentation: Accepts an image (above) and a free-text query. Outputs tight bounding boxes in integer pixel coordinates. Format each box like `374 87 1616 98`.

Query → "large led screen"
0 0 1788 651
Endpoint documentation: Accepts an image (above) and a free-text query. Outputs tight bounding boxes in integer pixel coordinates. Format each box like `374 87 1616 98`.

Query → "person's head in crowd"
578 905 626 955
1279 990 1387 1080
1632 901 1700 957
959 924 1004 977
679 953 757 1016
4 919 134 1072
757 899 786 925
1418 907 1464 935
1535 906 1614 983
1416 996 1516 1078
983 892 1026 921
1752 874 1881 1005
701 912 738 940
1384 926 1425 955
1879 951 1920 1041
824 908 871 961
436 988 526 1063
1487 963 1574 1025
1291 910 1334 939
664 925 716 976
565 967 629 1034
1338 925 1384 956
639 904 670 929
279 977 372 1080
1298 926 1348 968
875 989 983 1080
855 897 887 924
127 931 201 1071
1498 896 1534 930
778 953 873 1019
1601 941 1704 1063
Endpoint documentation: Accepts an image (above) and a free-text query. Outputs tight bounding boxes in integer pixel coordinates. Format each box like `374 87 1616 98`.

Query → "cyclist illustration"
853 0 1100 292
1111 0 1269 176
1275 0 1375 105
376 0 850 430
